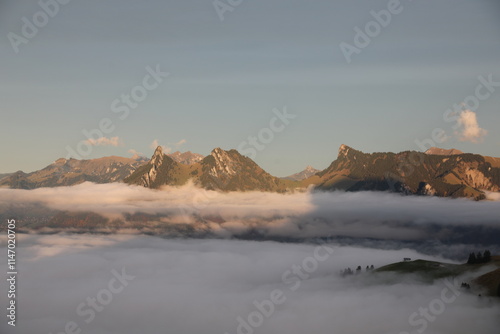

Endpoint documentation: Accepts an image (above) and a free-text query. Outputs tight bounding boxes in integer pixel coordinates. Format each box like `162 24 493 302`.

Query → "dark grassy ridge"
375 256 500 295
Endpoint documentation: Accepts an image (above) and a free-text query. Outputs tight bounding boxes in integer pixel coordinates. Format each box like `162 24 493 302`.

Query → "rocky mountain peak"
168 151 204 165
128 146 178 188
283 165 321 181
209 148 237 177
425 147 464 156
211 147 225 155
337 144 363 160
151 146 165 166
338 144 352 157
153 145 163 155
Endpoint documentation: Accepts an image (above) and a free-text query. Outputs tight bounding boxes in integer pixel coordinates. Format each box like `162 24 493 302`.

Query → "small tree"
467 252 477 264
342 267 353 276
476 252 483 263
484 250 491 263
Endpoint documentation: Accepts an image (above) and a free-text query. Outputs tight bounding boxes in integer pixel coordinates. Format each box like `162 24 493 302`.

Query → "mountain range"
2 145 500 200
305 145 500 200
0 151 200 189
124 146 296 192
0 156 148 189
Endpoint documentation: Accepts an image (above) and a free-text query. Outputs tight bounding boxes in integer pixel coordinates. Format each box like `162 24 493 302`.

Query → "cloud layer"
0 235 498 334
1 183 500 255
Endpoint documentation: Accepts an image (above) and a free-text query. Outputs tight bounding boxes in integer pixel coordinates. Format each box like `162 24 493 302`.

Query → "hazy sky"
1 0 499 175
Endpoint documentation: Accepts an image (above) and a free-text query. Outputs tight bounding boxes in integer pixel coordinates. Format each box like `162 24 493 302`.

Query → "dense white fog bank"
485 191 500 201
0 235 498 334
1 183 500 246
2 183 500 224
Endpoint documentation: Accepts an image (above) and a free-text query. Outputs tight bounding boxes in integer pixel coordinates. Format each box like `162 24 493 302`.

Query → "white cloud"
84 136 122 147
149 139 159 149
485 191 500 201
127 149 145 159
455 110 488 143
174 139 187 147
149 139 171 153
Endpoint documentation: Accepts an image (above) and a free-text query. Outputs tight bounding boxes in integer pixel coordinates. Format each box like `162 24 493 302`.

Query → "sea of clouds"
1 183 500 333
1 182 500 252
0 234 498 334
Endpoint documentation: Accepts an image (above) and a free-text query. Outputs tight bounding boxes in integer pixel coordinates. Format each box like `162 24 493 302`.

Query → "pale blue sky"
1 0 499 176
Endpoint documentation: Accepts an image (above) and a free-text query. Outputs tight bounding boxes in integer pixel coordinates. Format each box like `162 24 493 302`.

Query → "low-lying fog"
0 234 499 334
1 184 499 333
1 183 500 255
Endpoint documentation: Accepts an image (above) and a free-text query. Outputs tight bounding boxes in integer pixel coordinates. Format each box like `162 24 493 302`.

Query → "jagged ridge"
305 145 500 200
124 146 296 192
0 156 148 189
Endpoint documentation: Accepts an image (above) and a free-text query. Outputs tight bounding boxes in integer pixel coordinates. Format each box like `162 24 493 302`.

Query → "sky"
1 0 500 176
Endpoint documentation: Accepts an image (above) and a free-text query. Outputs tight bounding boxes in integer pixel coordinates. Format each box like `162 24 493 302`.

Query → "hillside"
0 173 12 180
376 256 500 296
473 256 500 297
